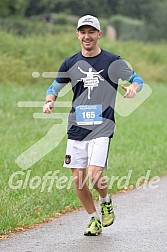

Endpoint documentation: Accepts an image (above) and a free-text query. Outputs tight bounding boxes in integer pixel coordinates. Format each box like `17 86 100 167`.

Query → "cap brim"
77 24 99 30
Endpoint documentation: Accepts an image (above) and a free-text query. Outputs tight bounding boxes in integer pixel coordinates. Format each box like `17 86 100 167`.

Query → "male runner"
43 15 143 236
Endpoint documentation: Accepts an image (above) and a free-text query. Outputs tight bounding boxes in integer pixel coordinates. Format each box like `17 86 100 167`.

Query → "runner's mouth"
83 41 92 45
83 40 92 43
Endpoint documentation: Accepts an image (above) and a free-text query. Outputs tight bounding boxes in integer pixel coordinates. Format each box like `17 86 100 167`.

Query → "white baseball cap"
77 15 101 31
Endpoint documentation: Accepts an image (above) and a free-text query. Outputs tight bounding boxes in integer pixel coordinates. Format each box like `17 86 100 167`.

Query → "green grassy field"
0 30 167 235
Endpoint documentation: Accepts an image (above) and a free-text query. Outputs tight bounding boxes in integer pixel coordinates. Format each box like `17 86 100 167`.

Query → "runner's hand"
43 101 54 113
121 84 137 98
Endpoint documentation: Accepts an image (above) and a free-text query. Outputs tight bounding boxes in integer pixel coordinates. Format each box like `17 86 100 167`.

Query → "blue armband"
129 72 144 91
46 80 66 97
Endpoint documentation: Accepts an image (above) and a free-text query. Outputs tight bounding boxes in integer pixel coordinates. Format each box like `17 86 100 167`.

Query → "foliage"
109 15 146 41
0 30 167 86
0 15 76 36
0 0 28 17
0 0 167 40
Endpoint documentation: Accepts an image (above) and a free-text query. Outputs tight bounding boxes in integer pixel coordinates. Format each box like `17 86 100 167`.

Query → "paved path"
0 176 167 252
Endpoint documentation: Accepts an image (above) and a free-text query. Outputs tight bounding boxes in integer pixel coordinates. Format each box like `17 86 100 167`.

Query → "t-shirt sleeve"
55 59 71 84
108 58 134 84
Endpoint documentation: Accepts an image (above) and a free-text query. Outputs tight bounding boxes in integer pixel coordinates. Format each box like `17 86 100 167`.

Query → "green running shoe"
100 199 115 227
84 217 102 236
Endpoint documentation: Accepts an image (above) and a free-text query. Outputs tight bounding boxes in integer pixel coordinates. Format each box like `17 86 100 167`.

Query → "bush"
109 15 146 41
0 14 77 36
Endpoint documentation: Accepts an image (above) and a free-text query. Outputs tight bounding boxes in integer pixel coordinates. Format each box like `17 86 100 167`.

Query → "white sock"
99 194 111 204
89 211 100 220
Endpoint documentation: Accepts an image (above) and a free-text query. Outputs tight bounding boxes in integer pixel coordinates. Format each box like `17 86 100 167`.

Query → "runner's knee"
88 167 102 184
71 169 86 185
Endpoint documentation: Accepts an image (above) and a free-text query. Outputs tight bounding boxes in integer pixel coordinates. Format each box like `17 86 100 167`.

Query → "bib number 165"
82 111 95 119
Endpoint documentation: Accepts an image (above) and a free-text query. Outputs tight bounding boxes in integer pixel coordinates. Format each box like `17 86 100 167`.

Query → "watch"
45 100 53 104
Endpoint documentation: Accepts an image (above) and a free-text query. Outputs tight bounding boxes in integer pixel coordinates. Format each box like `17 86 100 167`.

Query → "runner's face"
77 26 102 51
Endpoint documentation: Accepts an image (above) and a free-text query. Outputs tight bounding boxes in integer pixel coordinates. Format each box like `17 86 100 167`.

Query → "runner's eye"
80 31 86 35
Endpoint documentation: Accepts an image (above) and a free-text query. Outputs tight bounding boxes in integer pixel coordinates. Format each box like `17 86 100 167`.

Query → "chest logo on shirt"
77 66 104 99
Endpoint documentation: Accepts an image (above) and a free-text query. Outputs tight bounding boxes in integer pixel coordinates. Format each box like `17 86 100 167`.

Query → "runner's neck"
81 48 101 57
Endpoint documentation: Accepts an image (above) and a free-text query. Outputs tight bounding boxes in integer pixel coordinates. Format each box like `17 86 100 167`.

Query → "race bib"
76 104 103 125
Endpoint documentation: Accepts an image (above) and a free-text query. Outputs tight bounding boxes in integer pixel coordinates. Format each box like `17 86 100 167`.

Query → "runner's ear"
76 31 79 39
98 31 102 38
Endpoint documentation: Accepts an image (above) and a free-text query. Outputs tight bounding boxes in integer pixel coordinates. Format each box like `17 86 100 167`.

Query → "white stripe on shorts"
63 137 110 169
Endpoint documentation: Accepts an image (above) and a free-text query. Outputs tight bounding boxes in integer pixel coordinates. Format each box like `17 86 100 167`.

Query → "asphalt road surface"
0 176 167 252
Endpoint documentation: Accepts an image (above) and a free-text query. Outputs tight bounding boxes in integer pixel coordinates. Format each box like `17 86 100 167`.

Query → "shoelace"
88 217 101 227
101 202 113 215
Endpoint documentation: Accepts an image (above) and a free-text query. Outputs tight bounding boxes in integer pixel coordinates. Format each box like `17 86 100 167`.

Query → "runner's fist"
43 101 54 113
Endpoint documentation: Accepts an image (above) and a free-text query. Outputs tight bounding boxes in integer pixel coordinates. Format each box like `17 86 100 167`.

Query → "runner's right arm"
43 80 66 113
43 59 71 113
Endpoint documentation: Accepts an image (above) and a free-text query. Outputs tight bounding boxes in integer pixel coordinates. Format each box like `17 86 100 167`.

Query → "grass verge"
0 81 167 234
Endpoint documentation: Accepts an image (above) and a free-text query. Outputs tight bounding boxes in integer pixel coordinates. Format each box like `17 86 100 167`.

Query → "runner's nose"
84 33 91 39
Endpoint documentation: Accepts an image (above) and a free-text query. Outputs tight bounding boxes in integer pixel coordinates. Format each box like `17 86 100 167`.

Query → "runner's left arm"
114 58 144 98
122 72 144 98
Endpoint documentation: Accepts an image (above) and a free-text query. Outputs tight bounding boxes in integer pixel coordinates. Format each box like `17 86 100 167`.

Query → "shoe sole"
84 230 102 236
102 219 115 227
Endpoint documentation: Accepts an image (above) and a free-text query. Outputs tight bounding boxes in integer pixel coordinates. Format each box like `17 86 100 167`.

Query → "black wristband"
45 100 53 104
45 100 54 109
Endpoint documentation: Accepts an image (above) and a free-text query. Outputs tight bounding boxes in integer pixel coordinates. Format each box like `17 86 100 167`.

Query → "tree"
143 0 167 40
0 0 27 17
